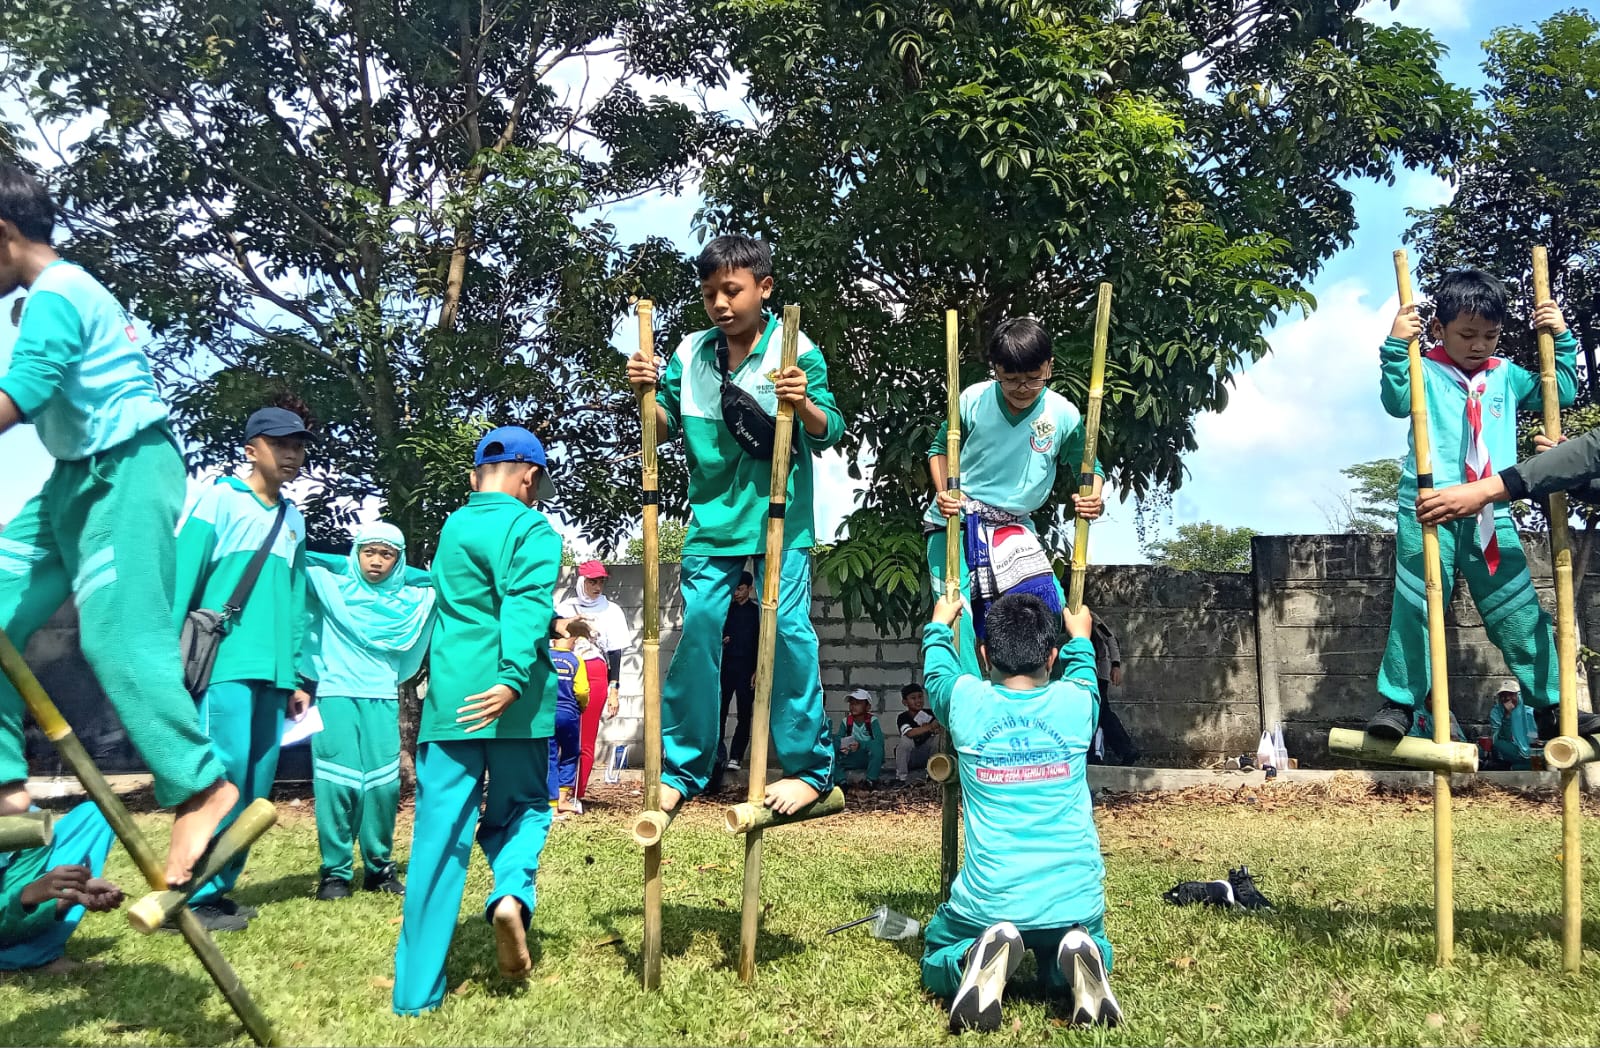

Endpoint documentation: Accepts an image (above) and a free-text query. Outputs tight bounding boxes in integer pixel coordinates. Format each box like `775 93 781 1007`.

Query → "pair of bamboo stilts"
929 285 1114 900
0 629 279 1044
1326 247 1588 972
633 301 845 989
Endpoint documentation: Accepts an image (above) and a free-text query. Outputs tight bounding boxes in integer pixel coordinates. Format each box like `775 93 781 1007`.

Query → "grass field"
2 778 1599 1046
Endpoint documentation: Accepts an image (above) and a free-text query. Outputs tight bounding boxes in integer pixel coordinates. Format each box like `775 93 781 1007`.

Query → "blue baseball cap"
244 407 315 443
475 426 556 501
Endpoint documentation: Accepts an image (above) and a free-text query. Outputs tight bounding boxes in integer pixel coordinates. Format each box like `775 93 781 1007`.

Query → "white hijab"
557 581 629 657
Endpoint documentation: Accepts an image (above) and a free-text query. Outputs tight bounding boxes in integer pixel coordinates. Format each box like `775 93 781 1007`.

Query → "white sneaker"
1057 925 1122 1027
948 922 1023 1033
726 759 741 771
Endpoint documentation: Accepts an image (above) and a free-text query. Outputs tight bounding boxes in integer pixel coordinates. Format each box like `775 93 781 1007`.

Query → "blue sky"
0 0 1572 561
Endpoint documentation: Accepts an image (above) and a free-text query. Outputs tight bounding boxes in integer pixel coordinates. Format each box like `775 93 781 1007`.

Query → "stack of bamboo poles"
0 629 278 1045
633 302 844 989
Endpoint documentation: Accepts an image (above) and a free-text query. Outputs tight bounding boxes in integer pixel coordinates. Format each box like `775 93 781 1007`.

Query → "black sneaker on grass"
1228 865 1272 910
364 868 405 895
948 921 1024 1033
1056 926 1122 1027
1534 705 1600 741
159 903 248 934
317 875 352 901
1366 700 1414 740
213 896 258 920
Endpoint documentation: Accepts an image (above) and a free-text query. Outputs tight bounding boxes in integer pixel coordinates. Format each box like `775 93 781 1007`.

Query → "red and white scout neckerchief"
1425 346 1503 574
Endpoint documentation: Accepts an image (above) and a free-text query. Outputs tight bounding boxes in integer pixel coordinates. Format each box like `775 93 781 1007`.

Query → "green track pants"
313 695 401 883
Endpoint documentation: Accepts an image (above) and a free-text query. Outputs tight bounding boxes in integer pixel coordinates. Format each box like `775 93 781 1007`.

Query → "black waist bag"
179 502 286 698
715 334 781 460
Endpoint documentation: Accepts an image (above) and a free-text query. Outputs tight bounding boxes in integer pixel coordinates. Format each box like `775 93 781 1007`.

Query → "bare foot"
763 778 821 816
656 783 683 815
492 896 532 981
166 778 240 887
0 783 31 817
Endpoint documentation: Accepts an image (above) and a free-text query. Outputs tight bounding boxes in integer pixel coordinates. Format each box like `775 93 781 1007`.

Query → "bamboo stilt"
939 308 962 904
725 787 846 834
1393 249 1454 967
631 808 674 848
1546 735 1600 771
1067 283 1113 613
926 752 954 783
127 799 277 933
637 299 664 992
0 811 52 852
1533 246 1583 973
1327 729 1479 774
0 627 277 1045
737 304 808 984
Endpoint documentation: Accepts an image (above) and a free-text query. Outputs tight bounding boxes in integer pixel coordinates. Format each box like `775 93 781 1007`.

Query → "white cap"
847 687 873 705
1498 679 1520 696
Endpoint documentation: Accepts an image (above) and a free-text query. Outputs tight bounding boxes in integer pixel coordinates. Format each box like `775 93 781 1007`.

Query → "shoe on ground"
1534 705 1600 740
213 895 259 919
160 903 248 934
1228 864 1272 910
1366 700 1413 740
948 921 1024 1033
317 875 353 901
726 759 741 771
364 868 405 895
1057 926 1122 1027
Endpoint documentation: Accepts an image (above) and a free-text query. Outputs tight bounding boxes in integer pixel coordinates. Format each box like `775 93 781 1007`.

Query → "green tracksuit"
655 315 845 800
918 622 1112 996
0 804 116 969
833 716 884 783
393 491 560 1017
173 476 307 904
924 382 1100 678
1378 333 1578 710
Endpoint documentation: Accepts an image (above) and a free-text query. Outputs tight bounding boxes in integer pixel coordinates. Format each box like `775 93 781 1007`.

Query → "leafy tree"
1326 457 1401 533
1144 522 1257 573
621 519 688 563
0 0 721 557
697 0 1476 629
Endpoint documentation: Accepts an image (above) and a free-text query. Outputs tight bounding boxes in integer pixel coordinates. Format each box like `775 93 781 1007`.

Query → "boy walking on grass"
393 426 561 1016
1366 269 1600 742
921 591 1121 1032
925 318 1104 677
626 234 845 818
0 162 234 890
173 402 313 930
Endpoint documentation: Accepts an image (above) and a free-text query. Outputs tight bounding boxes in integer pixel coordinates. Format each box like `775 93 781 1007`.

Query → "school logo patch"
1488 394 1504 420
1029 416 1056 454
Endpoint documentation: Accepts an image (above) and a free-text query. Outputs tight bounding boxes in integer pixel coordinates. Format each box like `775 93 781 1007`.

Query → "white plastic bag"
1257 730 1275 769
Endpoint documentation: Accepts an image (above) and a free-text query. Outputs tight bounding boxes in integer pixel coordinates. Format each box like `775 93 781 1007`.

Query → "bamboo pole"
636 299 664 992
0 627 277 1045
736 304 805 984
1327 729 1479 774
1394 248 1454 967
127 799 277 933
1546 734 1600 770
939 308 962 904
725 786 846 834
0 811 51 852
1067 282 1113 612
926 753 954 783
1533 245 1583 973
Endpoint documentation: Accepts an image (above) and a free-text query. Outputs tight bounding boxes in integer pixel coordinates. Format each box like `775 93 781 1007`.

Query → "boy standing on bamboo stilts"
392 426 561 1016
301 521 436 900
0 164 237 889
625 235 845 818
926 319 1104 675
1367 270 1600 742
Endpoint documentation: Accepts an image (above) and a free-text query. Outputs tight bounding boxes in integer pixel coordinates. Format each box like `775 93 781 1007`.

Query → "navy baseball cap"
475 426 557 501
244 407 314 442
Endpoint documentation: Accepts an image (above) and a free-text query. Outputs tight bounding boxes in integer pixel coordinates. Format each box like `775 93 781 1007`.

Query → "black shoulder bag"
179 502 288 698
713 330 782 460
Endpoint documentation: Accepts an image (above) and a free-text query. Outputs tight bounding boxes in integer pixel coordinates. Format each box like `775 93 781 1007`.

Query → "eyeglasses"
994 371 1050 391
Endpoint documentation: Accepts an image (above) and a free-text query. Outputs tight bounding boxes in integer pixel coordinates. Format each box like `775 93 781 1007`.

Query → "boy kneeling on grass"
921 591 1121 1033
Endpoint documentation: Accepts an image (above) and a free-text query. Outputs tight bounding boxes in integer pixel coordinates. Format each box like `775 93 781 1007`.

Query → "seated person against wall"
895 682 942 782
834 688 884 788
1408 691 1468 743
1484 679 1539 771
